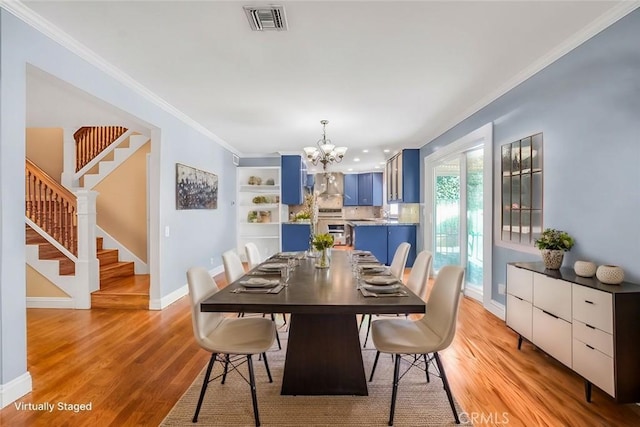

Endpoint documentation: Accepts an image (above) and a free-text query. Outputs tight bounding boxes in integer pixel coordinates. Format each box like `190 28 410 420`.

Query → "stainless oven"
317 208 348 246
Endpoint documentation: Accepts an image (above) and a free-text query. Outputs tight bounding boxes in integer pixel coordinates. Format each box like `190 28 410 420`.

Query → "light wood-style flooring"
1 272 639 426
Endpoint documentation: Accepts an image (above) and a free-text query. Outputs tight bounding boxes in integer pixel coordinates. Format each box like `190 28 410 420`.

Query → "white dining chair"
222 250 245 284
389 242 411 279
225 247 283 349
361 250 432 347
245 242 263 270
186 267 276 426
368 265 465 425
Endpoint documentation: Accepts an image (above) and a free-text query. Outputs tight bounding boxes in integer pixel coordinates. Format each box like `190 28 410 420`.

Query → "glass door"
432 148 484 298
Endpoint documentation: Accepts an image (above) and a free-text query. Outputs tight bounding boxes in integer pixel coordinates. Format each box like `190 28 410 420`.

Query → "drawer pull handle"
586 344 595 350
585 324 596 330
515 296 523 301
542 310 559 319
585 300 594 305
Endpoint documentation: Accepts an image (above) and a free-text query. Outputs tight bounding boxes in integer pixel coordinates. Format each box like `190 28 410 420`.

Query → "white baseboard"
148 265 225 310
486 299 506 320
26 297 75 309
149 284 188 310
0 372 32 409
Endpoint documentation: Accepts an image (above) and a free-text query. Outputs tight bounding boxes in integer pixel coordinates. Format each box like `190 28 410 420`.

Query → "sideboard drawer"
533 273 572 322
573 320 613 357
506 294 532 341
573 338 615 397
507 265 533 302
532 306 572 368
572 285 613 334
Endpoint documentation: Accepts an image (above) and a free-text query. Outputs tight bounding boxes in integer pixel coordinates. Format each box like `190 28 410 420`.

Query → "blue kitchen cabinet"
354 225 388 265
343 174 359 206
281 155 304 205
357 172 383 206
282 223 311 252
387 225 417 267
386 149 420 203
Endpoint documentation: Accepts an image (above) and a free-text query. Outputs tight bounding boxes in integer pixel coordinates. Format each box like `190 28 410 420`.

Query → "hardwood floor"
1 272 639 426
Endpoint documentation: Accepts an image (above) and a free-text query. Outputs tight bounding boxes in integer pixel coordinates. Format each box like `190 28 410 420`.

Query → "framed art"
176 163 218 210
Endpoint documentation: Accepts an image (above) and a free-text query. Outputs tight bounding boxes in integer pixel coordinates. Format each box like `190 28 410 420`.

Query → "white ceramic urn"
596 265 624 285
574 261 597 278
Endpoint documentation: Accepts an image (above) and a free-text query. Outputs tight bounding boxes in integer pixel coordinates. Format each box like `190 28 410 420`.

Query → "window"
501 133 543 246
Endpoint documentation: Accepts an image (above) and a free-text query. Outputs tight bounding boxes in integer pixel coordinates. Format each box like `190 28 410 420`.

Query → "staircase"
92 236 149 309
26 126 151 309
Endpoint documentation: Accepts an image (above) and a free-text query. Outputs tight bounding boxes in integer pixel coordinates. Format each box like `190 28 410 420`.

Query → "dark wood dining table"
200 250 426 396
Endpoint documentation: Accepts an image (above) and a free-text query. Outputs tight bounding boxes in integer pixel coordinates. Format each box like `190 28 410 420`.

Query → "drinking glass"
281 265 290 285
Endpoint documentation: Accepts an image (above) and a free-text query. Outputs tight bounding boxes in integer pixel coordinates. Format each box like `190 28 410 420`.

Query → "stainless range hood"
315 172 344 197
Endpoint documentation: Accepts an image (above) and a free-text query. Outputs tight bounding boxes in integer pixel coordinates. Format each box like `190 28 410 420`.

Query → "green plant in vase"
535 228 574 269
312 233 334 268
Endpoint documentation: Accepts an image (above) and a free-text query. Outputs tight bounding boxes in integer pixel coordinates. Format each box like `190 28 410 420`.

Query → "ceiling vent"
243 5 288 31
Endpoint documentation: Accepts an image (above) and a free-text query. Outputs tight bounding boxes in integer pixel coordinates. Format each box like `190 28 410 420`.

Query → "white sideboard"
506 262 640 403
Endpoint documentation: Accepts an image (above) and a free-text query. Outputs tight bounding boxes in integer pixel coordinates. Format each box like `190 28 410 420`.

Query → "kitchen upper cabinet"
357 172 383 206
343 173 359 206
386 149 419 203
281 155 306 205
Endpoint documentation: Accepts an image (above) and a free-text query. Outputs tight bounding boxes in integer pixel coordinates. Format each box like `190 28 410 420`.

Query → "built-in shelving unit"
236 166 282 260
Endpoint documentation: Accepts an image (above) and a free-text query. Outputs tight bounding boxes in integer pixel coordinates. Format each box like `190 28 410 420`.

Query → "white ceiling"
19 1 633 173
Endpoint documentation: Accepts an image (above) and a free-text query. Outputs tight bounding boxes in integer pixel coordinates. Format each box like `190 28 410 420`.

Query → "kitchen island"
347 220 417 266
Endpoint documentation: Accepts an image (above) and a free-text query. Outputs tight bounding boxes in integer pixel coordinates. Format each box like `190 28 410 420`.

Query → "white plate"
277 252 299 258
258 263 287 271
361 266 386 273
239 278 280 288
362 283 402 293
364 276 400 286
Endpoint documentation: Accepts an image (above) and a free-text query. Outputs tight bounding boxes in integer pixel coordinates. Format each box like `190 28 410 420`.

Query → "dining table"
200 249 426 396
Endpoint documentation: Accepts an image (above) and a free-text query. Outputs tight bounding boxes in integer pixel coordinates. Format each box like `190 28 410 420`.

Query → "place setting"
231 277 285 294
358 275 408 297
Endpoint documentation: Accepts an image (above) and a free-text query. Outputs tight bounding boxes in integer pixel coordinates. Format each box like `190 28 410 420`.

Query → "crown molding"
0 0 241 156
424 1 640 145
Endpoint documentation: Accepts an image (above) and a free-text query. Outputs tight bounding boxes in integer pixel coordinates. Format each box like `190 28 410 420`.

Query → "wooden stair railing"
26 159 78 255
75 126 128 172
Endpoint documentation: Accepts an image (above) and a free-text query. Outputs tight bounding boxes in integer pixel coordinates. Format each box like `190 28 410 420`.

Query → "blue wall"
421 9 640 303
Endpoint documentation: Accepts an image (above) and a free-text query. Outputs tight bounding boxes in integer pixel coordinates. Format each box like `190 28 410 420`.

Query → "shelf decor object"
596 265 625 285
534 228 574 270
176 163 218 210
574 260 597 278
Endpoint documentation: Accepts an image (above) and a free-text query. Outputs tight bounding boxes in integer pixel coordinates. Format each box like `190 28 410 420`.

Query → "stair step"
26 237 76 276
100 261 135 287
91 275 149 309
26 228 48 245
97 249 119 266
97 237 104 251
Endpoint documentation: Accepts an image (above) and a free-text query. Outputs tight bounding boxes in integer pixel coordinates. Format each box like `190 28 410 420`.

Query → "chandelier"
303 120 347 170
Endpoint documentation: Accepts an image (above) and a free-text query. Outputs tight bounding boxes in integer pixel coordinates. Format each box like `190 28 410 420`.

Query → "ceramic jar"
574 261 597 278
596 265 624 285
541 249 564 270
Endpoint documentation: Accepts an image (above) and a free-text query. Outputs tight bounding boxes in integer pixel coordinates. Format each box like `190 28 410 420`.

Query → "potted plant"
535 228 574 269
312 233 334 268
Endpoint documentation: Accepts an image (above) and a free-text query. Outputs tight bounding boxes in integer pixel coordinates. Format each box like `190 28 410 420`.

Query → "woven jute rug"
161 321 471 426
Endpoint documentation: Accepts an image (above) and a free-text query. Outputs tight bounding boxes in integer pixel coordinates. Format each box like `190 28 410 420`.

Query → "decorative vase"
315 248 331 269
596 265 624 285
574 261 597 278
541 249 564 270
